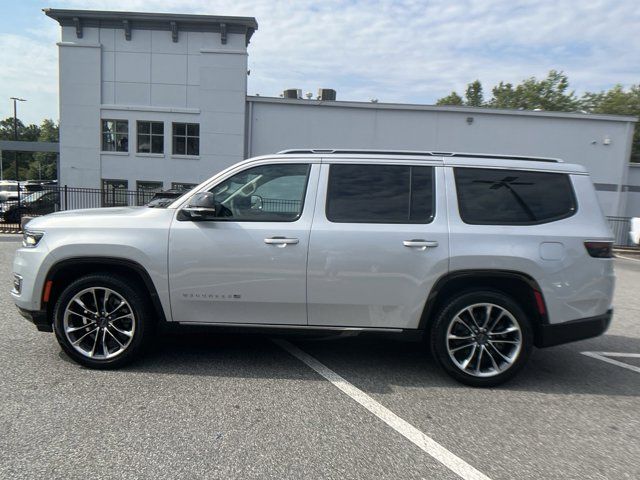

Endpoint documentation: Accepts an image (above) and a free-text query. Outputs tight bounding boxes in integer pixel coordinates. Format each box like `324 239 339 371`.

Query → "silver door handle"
403 239 438 249
264 237 299 247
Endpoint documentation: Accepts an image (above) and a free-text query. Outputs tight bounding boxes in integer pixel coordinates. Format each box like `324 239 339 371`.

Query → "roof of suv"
273 149 588 174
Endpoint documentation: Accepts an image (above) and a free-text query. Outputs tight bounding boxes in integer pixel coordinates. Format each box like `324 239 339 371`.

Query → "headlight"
23 230 44 248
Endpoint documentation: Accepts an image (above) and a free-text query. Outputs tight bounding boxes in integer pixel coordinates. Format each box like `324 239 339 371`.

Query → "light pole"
10 97 26 181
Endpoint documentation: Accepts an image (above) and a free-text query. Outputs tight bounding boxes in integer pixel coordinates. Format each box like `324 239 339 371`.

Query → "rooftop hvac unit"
283 89 302 99
318 88 336 101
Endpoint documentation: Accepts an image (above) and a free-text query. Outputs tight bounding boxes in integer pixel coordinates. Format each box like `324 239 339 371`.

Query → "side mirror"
250 194 263 210
182 192 219 220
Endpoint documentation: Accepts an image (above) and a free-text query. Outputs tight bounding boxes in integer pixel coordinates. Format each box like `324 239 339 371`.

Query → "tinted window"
206 163 310 222
326 164 434 223
454 168 576 225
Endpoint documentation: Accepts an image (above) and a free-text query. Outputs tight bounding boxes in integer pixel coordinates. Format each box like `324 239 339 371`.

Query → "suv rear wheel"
431 290 533 387
53 273 151 369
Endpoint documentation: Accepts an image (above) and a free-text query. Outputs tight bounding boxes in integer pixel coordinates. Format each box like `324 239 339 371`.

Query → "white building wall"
247 99 636 216
58 24 248 190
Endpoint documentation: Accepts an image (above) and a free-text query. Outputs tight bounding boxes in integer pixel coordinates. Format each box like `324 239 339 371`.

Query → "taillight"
584 241 613 258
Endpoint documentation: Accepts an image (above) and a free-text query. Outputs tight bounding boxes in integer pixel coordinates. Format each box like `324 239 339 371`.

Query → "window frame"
196 163 312 223
101 119 129 153
453 166 578 226
101 178 129 207
172 122 200 156
136 121 164 154
325 163 436 225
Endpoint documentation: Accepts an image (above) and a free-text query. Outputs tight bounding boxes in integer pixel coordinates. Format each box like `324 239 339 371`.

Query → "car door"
307 160 449 329
168 160 319 325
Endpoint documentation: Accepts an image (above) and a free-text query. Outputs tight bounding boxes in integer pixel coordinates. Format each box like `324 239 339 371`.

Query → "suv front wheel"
53 273 151 369
431 290 533 387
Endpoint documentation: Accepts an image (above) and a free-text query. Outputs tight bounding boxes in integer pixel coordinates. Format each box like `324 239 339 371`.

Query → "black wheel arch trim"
419 269 549 330
44 257 168 324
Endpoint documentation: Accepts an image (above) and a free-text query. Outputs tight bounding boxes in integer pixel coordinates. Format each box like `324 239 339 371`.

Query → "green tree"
1 117 59 180
489 70 579 111
436 91 464 106
465 80 484 107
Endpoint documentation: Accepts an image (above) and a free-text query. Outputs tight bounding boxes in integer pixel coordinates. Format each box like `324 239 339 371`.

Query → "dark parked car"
146 188 191 208
1 190 60 223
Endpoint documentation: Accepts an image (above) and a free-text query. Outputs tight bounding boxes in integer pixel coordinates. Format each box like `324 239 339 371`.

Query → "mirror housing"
182 192 219 220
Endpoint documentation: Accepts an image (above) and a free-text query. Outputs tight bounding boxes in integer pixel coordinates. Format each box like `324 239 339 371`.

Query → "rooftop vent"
283 89 302 99
318 88 336 101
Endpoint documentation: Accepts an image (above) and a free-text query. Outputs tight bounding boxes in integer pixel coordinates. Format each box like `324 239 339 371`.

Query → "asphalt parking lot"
1 235 639 480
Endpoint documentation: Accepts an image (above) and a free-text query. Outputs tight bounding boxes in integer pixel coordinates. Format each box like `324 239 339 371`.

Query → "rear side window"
326 164 434 223
454 167 576 225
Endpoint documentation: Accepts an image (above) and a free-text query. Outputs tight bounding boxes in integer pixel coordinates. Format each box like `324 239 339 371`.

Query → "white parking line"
581 351 640 374
615 254 640 262
274 339 492 480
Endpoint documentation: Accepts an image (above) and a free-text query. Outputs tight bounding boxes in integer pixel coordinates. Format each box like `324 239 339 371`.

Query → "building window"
136 180 163 205
102 179 129 207
137 121 164 154
171 182 197 191
101 120 128 152
172 123 199 156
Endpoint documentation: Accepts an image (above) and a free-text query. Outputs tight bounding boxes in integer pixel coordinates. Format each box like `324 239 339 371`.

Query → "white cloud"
1 0 638 123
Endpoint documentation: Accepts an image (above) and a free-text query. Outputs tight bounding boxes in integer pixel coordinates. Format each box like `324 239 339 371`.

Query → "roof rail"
276 149 562 163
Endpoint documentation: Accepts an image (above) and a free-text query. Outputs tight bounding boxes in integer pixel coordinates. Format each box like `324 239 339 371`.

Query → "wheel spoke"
108 323 133 337
461 344 477 369
489 339 519 345
73 297 96 315
488 341 514 364
465 307 482 330
107 300 126 316
448 333 474 340
92 289 100 314
454 316 475 335
475 345 485 373
450 342 476 353
482 305 493 328
487 311 505 333
89 329 100 356
102 289 110 315
490 325 519 335
106 327 125 348
101 328 109 357
72 327 98 345
484 345 501 372
66 322 96 334
109 313 134 323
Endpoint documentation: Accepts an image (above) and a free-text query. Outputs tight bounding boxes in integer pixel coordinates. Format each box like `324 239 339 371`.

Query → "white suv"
11 150 615 386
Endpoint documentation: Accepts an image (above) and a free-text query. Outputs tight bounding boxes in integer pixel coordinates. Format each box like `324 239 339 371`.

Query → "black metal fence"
0 185 159 232
607 216 635 248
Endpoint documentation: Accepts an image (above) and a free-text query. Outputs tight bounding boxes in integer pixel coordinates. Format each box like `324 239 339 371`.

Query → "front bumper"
537 309 612 348
17 307 52 332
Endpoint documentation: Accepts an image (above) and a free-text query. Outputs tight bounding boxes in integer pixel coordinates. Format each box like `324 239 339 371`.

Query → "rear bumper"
537 309 612 348
17 307 52 332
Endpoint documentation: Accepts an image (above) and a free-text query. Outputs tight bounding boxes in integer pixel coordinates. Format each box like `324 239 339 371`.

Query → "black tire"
430 290 533 387
53 273 152 369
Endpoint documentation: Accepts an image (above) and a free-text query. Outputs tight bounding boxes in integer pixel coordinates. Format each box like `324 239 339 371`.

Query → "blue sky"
1 0 638 125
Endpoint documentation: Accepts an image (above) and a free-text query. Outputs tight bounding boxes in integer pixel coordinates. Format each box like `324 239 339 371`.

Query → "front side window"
172 123 199 156
101 120 128 152
137 121 164 154
454 167 576 225
326 164 434 224
205 163 310 221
